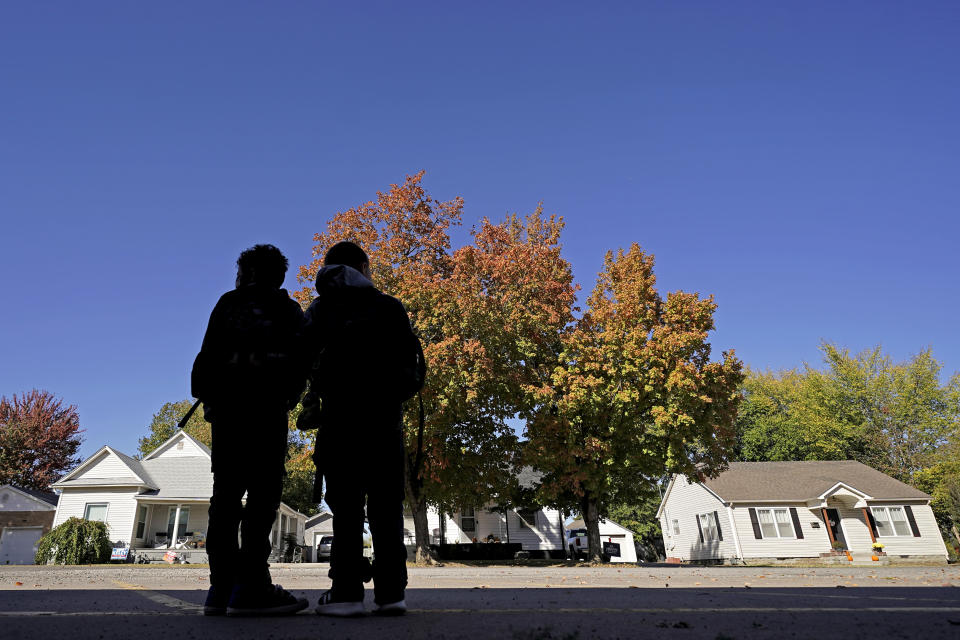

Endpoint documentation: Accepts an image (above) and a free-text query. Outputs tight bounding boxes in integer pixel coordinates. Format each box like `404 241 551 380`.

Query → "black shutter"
695 515 704 543
904 506 921 537
789 507 804 539
865 509 879 538
713 511 724 541
748 508 762 539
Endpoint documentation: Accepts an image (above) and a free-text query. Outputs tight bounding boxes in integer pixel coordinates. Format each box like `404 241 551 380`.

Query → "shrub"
35 517 112 565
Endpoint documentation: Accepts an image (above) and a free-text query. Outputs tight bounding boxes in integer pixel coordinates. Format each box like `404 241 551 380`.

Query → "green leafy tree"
736 344 960 483
35 517 111 565
137 399 209 458
526 244 744 562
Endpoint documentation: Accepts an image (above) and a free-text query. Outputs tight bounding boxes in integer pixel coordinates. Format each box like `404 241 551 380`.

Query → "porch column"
822 508 836 545
169 504 182 548
861 507 876 543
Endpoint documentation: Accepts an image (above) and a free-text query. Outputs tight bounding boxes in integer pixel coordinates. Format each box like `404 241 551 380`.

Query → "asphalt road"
1 564 958 639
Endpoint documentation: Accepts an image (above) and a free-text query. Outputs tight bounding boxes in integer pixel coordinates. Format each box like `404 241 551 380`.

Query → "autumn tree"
0 390 83 490
296 172 576 561
526 244 744 562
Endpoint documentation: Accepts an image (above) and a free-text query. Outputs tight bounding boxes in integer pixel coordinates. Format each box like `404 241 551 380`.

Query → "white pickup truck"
566 528 589 560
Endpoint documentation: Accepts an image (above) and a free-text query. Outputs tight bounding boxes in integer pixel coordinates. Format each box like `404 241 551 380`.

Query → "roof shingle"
701 461 930 502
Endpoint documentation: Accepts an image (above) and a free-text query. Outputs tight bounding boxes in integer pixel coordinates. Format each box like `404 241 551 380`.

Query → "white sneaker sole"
315 602 366 617
373 600 407 616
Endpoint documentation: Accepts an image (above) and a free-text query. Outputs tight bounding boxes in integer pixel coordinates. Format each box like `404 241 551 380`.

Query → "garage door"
0 527 44 565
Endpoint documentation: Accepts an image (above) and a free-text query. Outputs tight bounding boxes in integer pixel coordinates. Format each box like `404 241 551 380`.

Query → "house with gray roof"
656 460 949 565
51 430 306 562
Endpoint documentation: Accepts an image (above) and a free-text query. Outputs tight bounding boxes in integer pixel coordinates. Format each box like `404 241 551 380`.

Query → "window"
756 508 795 539
84 503 108 522
672 519 680 535
871 506 912 537
460 507 476 534
135 506 147 539
698 513 718 541
516 508 537 529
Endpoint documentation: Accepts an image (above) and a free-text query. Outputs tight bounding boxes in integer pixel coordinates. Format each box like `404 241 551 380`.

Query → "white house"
1 485 59 564
402 469 565 558
51 430 306 561
565 517 638 563
657 460 949 565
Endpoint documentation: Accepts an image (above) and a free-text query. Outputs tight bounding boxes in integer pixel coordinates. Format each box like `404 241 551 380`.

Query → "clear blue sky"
2 1 957 460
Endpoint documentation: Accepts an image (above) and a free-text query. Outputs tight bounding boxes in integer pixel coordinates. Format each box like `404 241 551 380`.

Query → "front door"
825 508 847 548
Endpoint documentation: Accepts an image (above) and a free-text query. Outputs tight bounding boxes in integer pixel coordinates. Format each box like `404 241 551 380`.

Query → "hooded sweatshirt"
303 264 421 428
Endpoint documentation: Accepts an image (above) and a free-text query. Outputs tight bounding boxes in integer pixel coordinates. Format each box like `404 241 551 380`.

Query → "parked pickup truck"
566 528 588 560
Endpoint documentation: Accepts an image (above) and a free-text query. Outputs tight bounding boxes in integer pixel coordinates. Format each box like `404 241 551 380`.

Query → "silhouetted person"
300 241 424 617
191 244 308 616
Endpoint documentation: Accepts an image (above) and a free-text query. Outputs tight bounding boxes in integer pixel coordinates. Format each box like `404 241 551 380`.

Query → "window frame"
135 505 148 539
460 507 476 534
755 507 796 540
672 519 680 536
516 508 537 529
697 512 719 541
83 502 109 523
870 506 913 538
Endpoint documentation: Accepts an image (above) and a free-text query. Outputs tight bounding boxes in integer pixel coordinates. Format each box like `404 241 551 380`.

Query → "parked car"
566 528 588 560
316 535 334 561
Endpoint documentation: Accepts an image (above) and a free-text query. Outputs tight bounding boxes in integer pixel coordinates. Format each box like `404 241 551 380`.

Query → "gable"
144 431 211 461
0 485 57 511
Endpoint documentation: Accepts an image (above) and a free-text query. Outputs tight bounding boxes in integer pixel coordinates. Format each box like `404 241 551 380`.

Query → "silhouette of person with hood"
191 244 308 616
299 241 424 617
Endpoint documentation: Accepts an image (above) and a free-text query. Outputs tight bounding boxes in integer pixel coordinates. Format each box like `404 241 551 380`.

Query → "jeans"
322 429 408 604
206 414 287 590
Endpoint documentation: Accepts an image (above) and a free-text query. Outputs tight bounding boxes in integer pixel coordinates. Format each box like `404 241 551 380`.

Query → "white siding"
150 434 207 459
867 502 948 557
0 487 55 512
403 505 563 550
77 451 139 480
659 476 737 561
734 504 831 558
53 488 140 544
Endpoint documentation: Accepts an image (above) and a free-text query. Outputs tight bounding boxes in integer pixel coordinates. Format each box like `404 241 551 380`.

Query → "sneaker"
203 586 230 616
372 599 407 616
226 583 308 617
314 590 365 617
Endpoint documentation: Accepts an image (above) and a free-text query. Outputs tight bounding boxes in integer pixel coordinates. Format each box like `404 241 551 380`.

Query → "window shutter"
904 505 921 537
748 508 762 539
789 507 804 539
713 511 724 541
695 515 704 543
865 509 879 538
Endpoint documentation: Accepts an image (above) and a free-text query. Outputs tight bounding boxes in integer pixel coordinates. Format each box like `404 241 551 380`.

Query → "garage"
0 527 44 565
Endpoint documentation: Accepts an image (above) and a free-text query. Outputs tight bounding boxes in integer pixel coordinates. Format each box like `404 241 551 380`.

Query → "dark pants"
206 413 287 590
322 428 408 604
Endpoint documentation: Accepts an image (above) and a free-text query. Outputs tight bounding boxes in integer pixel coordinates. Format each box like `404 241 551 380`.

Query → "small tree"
0 390 82 491
35 517 111 565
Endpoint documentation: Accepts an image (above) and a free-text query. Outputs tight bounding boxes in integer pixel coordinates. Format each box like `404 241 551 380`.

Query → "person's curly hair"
236 244 288 287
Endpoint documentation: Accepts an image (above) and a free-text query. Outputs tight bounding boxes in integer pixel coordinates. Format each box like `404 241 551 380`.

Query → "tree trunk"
582 495 604 563
404 469 435 564
951 524 960 547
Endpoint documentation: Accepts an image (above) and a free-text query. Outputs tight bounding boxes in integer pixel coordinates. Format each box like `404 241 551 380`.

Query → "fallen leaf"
14 582 23 586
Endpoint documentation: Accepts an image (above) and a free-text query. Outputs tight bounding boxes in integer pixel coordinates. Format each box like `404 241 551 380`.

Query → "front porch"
130 500 209 553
